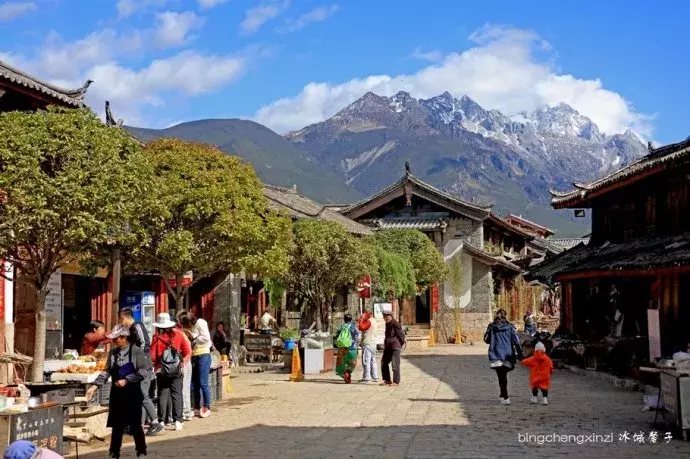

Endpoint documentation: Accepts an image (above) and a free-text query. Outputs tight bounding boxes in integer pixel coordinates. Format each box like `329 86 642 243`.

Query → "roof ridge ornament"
405 160 411 177
105 101 123 127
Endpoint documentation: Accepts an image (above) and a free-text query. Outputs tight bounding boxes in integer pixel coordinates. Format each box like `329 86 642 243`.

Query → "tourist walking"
180 310 213 418
335 314 359 383
358 310 378 383
86 325 150 459
119 307 161 435
381 311 404 386
521 341 553 405
150 313 191 431
484 309 523 405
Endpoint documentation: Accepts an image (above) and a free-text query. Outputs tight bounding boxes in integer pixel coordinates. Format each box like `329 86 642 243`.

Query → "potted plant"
279 328 300 350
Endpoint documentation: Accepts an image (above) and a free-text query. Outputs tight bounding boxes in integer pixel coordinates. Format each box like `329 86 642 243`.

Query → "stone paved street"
75 345 690 458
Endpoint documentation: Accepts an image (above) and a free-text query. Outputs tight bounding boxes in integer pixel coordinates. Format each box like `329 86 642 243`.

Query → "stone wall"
211 273 242 362
458 311 492 342
450 218 483 248
468 259 493 313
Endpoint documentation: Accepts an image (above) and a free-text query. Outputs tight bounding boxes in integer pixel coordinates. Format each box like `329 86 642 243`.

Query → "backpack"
160 343 182 378
335 324 353 349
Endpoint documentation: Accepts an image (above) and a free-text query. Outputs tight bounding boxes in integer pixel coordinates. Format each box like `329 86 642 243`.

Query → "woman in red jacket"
150 313 191 431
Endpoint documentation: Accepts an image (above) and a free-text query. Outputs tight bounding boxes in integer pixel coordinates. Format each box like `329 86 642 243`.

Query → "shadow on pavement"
72 353 690 459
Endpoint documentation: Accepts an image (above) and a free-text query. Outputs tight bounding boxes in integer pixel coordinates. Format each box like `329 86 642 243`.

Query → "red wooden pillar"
564 282 573 333
201 289 215 323
156 278 168 314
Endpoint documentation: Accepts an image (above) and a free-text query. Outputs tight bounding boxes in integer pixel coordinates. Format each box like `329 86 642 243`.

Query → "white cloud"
240 0 290 35
197 0 228 9
410 47 443 62
254 25 653 137
116 0 172 19
84 51 245 125
154 11 205 48
0 1 36 21
279 4 339 33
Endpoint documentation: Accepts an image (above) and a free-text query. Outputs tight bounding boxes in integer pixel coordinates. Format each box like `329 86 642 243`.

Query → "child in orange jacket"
521 341 553 405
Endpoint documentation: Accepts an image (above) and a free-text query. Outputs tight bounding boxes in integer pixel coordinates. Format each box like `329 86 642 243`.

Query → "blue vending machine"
121 291 156 341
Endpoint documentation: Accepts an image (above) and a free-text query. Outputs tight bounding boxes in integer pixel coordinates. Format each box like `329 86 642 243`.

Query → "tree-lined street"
76 345 690 459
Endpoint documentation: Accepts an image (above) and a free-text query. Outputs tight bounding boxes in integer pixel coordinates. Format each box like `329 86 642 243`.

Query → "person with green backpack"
334 314 359 383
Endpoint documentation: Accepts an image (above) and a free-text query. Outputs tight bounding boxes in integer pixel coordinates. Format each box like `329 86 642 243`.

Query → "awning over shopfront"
526 231 690 284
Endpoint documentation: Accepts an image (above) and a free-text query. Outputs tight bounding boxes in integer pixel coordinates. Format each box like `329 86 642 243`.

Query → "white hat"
153 312 176 329
535 342 546 353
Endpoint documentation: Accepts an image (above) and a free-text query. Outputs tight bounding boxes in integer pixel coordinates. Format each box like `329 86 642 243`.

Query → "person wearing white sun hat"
150 313 191 431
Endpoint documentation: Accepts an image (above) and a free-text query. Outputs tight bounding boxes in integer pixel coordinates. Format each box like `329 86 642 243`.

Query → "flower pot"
284 338 296 351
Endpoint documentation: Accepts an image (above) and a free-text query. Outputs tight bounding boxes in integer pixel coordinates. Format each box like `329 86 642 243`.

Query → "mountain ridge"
284 91 647 234
125 92 646 236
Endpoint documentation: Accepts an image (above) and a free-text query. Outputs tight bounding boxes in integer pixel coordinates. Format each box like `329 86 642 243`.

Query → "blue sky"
0 0 688 143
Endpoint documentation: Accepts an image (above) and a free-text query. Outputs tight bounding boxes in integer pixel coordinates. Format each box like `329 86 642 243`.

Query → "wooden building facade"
341 166 540 342
527 138 690 357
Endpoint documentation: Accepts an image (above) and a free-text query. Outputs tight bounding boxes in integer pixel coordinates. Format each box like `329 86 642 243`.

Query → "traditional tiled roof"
525 232 690 284
264 184 373 236
485 213 535 240
550 137 690 208
363 217 448 231
343 172 491 221
505 214 555 236
529 237 564 255
549 237 590 249
462 243 521 273
0 59 91 107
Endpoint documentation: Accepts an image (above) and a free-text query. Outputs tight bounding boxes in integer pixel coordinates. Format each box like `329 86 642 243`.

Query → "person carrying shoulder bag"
150 313 191 431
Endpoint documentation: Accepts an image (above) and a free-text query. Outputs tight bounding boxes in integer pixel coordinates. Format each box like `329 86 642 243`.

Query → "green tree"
133 138 293 310
0 107 147 381
285 219 376 331
373 229 449 288
371 245 416 300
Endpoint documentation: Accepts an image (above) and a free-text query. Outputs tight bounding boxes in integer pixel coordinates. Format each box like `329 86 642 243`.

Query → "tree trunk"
314 299 323 331
175 274 185 312
31 289 48 382
110 247 121 330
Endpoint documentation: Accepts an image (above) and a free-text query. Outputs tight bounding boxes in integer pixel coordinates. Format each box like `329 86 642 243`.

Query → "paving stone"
73 345 690 458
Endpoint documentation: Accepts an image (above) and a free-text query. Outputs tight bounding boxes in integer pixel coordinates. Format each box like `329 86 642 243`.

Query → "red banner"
431 283 439 312
356 275 371 299
168 271 193 288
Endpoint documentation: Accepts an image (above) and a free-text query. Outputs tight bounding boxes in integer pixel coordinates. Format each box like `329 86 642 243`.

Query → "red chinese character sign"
431 283 439 312
356 276 371 299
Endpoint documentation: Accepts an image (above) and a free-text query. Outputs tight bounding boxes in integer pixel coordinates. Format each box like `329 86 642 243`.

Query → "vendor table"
0 405 64 454
661 369 690 441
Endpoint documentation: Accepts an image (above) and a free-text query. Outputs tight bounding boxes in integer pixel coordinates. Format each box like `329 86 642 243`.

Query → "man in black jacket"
381 311 404 386
119 308 161 436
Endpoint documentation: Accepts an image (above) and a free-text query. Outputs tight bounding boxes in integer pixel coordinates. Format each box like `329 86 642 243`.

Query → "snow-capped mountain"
286 91 647 233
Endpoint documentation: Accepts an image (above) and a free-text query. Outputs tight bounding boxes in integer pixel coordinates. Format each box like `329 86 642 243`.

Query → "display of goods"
78 356 95 363
58 365 96 374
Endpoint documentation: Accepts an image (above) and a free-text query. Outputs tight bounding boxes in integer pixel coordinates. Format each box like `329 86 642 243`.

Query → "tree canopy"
284 219 376 331
371 229 449 290
0 107 148 381
133 138 293 308
371 245 416 300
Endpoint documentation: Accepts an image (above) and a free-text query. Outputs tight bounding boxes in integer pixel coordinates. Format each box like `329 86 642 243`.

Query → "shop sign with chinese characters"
1 406 64 454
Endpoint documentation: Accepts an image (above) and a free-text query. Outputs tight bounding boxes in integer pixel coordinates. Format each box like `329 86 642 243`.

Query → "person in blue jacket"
484 309 523 405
